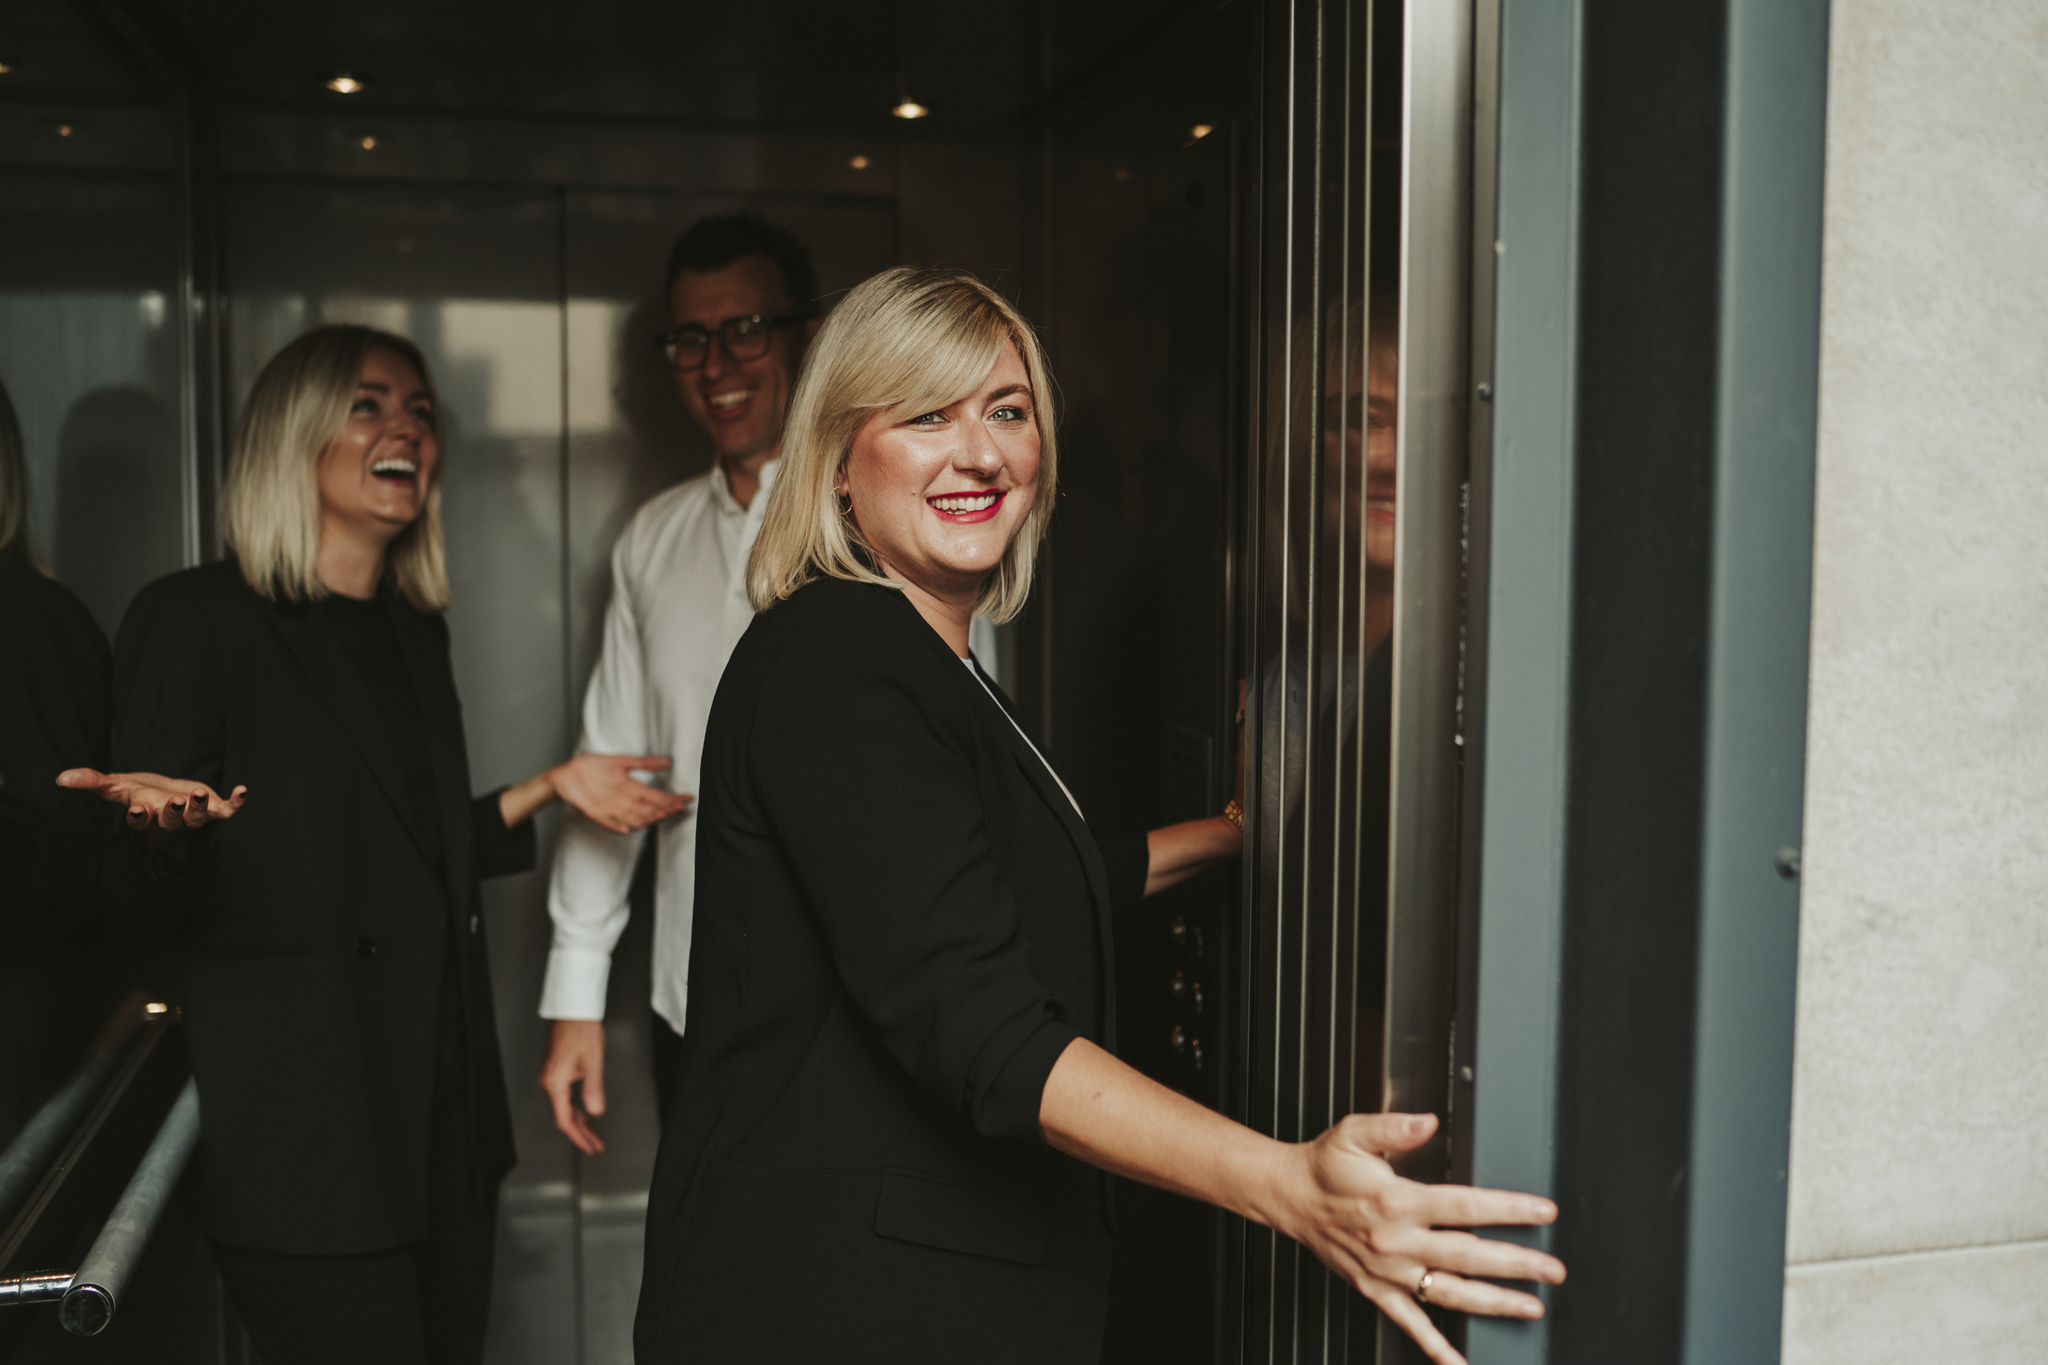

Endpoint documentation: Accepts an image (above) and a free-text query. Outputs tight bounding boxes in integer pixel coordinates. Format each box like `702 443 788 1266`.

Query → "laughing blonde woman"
64 324 688 1365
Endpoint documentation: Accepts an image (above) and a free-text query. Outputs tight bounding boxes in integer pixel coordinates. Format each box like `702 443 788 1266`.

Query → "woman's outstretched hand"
550 753 693 833
1040 1038 1561 1365
1271 1112 1561 1363
58 768 249 839
497 753 694 832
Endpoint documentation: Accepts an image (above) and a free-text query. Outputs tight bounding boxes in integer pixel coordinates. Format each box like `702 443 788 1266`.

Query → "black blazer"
105 561 530 1255
635 577 1142 1365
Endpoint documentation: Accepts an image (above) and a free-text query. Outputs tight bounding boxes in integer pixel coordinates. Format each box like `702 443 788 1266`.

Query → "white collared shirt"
539 460 778 1031
540 460 1001 1033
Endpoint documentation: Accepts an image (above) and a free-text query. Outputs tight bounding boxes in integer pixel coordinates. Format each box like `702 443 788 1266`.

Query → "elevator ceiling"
4 0 1179 131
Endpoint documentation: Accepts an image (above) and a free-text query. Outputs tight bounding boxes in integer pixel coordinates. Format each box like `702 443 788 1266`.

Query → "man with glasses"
537 212 822 1152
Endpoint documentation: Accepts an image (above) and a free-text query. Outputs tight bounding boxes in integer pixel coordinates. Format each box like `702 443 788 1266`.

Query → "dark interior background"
0 2 1263 1362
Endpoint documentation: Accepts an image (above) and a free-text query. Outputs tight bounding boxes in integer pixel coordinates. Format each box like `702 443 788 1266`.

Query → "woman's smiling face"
317 344 440 538
839 339 1040 603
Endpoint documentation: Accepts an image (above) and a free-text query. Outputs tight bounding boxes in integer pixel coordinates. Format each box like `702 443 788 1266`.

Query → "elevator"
1 0 1829 1362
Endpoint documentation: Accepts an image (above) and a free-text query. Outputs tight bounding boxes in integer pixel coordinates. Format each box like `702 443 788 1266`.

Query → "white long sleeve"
537 463 777 1033
538 539 653 1021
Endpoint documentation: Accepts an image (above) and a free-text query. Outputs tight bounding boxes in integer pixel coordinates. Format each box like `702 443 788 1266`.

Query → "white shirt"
540 460 1002 1033
539 460 778 1031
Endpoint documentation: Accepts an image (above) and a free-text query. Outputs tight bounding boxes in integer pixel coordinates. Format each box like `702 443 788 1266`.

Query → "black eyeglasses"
653 312 811 371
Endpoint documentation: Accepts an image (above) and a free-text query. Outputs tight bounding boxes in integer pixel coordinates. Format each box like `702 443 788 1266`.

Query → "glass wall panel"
556 188 896 1363
220 177 577 1362
0 2 189 1189
1029 7 1256 1360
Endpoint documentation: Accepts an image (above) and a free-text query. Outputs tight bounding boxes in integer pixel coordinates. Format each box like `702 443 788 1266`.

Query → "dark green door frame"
1459 1 1828 1362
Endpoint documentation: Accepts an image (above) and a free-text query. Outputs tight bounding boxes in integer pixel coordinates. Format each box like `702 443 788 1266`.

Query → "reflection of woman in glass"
63 325 685 1364
0 374 113 1152
634 268 1559 1365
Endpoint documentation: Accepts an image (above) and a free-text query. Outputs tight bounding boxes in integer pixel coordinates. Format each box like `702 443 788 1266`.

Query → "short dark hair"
664 211 820 315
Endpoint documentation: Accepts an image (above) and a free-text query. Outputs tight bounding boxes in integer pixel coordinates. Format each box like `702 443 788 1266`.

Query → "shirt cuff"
539 946 613 1021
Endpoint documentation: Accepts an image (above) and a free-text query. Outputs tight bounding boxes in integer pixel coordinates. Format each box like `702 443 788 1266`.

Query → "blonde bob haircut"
221 324 450 613
746 266 1056 624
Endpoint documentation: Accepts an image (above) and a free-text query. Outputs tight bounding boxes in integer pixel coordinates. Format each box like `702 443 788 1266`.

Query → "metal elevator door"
1026 1 1471 1360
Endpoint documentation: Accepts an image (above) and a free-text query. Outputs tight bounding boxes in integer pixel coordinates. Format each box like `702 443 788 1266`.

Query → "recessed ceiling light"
891 100 928 120
359 135 377 150
326 73 365 95
849 154 869 169
55 123 74 138
1191 124 1214 140
0 61 14 75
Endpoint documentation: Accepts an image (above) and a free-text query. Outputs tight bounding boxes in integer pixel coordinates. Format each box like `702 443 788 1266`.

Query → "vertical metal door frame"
1459 0 1826 1359
1458 0 1583 1359
1680 0 1828 1358
1380 0 1476 1155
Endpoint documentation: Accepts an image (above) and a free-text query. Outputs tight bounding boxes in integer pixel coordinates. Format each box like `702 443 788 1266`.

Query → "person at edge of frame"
536 210 850 1151
59 324 686 1365
0 372 117 1152
632 266 1564 1365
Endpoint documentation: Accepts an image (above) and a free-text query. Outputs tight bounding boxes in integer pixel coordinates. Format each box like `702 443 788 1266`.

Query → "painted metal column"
1460 0 1582 1357
1680 0 1830 1359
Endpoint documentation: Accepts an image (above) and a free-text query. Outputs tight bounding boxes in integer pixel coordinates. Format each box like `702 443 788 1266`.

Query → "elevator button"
1169 916 1205 958
356 936 377 959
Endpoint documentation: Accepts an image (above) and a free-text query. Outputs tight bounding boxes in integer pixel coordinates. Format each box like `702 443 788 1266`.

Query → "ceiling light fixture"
0 61 14 75
359 135 377 150
849 154 870 169
326 73 365 94
1190 124 1214 140
891 99 928 120
55 123 74 138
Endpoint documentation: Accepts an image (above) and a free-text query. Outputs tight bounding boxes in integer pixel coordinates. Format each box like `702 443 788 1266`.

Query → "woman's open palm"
59 767 249 833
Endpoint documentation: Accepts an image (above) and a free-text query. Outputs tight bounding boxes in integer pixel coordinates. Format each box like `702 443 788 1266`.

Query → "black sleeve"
750 643 1079 1145
0 574 114 929
1096 829 1150 922
471 790 537 880
103 579 230 924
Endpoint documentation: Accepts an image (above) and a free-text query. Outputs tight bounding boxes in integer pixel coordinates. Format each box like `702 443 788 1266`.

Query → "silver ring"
1414 1269 1437 1305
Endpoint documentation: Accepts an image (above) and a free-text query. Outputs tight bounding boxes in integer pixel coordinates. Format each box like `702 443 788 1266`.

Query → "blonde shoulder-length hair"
746 266 1057 624
221 324 450 612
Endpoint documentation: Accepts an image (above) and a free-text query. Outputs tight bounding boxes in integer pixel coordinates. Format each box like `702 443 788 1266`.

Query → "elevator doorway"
0 1 1478 1360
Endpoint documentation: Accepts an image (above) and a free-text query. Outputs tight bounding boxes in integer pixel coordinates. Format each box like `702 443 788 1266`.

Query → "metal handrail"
0 1079 200 1336
0 995 154 1231
58 1078 201 1336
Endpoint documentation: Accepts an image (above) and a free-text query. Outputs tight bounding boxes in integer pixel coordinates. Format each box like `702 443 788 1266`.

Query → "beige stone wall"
1785 0 2048 1358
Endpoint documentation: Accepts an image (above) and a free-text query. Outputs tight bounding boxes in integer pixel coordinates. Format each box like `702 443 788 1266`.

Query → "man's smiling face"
668 254 804 465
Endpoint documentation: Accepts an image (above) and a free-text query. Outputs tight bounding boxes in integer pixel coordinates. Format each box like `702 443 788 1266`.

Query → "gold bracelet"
1222 798 1244 831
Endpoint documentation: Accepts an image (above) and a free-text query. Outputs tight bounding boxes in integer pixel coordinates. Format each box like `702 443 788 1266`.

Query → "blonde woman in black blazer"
64 325 688 1365
634 269 1565 1365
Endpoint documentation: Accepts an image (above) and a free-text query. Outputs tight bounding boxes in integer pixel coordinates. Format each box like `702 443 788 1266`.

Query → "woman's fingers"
57 767 116 796
1333 1110 1438 1159
1387 1267 1546 1321
1398 1228 1565 1286
1357 1276 1467 1365
1397 1179 1559 1232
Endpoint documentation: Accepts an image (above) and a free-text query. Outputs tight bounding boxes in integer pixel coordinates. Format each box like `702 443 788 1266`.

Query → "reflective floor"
485 848 661 1365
